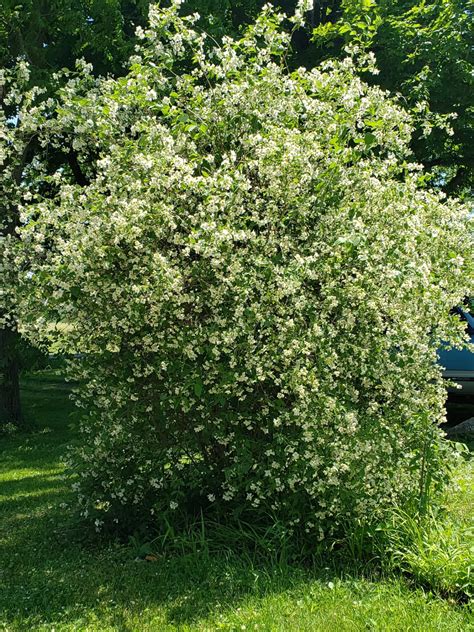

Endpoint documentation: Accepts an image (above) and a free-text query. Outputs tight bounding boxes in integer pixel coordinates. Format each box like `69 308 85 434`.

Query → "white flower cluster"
4 3 472 540
292 0 314 27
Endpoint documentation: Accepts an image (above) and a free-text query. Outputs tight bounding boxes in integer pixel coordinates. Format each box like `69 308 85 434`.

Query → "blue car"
438 302 474 396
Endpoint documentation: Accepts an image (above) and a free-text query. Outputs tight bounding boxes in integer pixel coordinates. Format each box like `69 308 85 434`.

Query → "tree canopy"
313 0 474 196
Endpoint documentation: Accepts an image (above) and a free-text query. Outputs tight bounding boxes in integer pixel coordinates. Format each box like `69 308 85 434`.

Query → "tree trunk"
0 326 22 427
0 94 39 430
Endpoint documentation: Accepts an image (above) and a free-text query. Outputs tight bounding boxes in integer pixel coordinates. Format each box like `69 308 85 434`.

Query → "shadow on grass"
0 470 330 628
1 376 316 628
1 484 470 631
0 385 362 630
1 375 472 630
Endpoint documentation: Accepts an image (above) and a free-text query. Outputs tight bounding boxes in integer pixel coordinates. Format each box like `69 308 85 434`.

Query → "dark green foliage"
312 0 474 196
375 0 473 196
0 1 276 82
0 0 153 80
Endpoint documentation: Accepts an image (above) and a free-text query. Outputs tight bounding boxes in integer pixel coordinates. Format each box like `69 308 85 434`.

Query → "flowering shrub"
5 2 472 538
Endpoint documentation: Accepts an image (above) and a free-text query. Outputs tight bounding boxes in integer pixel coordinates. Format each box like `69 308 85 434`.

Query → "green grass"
0 374 473 631
450 457 474 524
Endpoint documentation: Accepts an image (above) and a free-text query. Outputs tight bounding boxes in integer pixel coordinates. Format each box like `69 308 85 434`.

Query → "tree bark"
0 326 22 427
0 121 38 429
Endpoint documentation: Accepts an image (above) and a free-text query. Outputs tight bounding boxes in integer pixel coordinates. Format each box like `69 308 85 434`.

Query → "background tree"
312 0 474 197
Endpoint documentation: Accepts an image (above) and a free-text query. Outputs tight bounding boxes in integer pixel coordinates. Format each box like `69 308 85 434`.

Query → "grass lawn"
0 374 473 631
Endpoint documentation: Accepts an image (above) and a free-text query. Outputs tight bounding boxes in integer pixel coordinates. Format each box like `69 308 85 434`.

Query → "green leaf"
194 378 203 397
364 132 377 148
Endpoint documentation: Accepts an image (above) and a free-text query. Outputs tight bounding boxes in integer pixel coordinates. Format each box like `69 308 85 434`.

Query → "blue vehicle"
438 301 474 396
